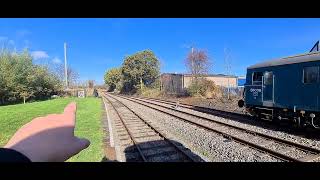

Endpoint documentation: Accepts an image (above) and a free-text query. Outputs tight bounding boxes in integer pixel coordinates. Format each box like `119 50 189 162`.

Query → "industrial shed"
160 73 185 95
183 74 238 88
160 73 241 95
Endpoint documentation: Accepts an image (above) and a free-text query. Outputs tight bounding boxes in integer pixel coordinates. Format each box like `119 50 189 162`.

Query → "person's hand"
4 102 90 162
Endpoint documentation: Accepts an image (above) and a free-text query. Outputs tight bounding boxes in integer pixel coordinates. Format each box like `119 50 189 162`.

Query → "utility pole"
224 47 231 100
64 42 68 89
191 47 194 75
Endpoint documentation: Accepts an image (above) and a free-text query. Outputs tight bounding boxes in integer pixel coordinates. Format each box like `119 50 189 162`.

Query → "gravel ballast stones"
111 95 284 162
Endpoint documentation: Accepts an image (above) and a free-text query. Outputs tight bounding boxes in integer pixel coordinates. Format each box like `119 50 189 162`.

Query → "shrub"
186 78 221 98
137 87 162 98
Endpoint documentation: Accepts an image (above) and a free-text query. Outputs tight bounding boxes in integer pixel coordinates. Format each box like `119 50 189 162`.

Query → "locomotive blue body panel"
244 52 320 113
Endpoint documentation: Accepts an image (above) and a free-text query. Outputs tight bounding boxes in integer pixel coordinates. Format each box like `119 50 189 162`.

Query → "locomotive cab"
241 51 320 129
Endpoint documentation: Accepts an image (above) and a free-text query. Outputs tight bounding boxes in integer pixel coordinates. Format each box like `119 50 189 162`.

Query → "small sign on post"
78 90 85 98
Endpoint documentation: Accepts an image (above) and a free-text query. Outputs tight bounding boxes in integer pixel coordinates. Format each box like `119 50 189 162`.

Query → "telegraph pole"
191 46 194 75
224 47 231 100
64 42 68 89
191 46 195 81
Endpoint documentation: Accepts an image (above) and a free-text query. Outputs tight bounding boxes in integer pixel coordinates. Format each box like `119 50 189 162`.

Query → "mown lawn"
0 97 105 162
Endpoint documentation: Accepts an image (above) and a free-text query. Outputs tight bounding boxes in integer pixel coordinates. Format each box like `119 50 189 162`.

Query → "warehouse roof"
183 73 237 78
248 51 320 69
161 73 237 78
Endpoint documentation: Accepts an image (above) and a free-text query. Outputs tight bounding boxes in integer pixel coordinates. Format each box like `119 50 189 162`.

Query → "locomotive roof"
248 51 320 69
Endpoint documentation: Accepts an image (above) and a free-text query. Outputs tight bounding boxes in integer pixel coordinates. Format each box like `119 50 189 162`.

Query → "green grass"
0 97 104 162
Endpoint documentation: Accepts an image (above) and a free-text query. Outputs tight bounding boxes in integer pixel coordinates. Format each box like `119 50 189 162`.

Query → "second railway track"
103 93 199 162
109 93 320 162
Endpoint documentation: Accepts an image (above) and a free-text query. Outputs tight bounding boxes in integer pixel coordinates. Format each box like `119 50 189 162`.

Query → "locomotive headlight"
310 113 316 118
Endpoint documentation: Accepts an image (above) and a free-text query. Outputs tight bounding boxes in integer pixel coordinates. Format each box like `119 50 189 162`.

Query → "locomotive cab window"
303 66 319 84
252 72 263 85
264 71 273 85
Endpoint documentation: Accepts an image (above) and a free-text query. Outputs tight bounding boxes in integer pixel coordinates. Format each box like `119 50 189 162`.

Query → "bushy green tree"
0 49 62 105
104 67 122 91
121 50 160 93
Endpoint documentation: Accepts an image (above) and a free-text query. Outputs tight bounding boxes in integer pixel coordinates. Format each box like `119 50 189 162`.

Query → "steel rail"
112 93 320 162
103 95 147 162
104 93 197 162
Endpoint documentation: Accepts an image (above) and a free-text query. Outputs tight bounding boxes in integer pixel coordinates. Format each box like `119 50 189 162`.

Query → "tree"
121 50 160 93
0 49 62 105
184 47 212 95
52 64 79 88
88 80 94 89
18 86 34 104
104 67 122 91
29 65 62 100
185 47 211 78
0 49 34 103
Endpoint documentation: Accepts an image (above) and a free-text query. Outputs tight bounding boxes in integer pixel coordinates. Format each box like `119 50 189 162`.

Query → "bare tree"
53 64 79 88
185 47 211 79
88 80 95 89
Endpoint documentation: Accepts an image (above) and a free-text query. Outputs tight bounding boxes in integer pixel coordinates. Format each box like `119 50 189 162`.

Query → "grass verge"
0 97 104 162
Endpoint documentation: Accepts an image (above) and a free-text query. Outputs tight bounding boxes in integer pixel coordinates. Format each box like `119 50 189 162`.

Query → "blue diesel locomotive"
239 51 320 129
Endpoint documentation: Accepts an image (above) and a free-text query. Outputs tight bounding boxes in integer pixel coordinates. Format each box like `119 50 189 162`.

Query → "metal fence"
220 86 244 98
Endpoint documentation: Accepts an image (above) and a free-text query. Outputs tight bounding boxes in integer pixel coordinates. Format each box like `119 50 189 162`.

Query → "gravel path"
110 94 283 162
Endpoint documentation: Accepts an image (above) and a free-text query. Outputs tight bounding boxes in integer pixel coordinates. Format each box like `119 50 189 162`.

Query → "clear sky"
0 18 319 84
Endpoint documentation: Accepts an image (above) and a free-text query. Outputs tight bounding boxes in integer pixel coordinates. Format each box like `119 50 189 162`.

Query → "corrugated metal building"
160 73 185 95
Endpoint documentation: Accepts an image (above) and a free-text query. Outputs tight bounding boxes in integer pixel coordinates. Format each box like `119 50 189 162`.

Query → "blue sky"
0 18 319 84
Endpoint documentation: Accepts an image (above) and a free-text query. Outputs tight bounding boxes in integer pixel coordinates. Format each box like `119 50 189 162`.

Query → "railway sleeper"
120 118 141 122
139 144 175 151
143 149 179 158
119 137 132 141
121 142 134 147
132 134 160 139
125 124 148 127
135 136 163 143
125 152 145 162
117 133 130 137
120 140 134 146
132 129 157 134
147 152 188 162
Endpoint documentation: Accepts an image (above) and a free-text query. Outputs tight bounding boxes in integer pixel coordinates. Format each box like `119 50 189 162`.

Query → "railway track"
139 96 320 137
130 96 250 120
110 93 320 162
102 93 198 162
